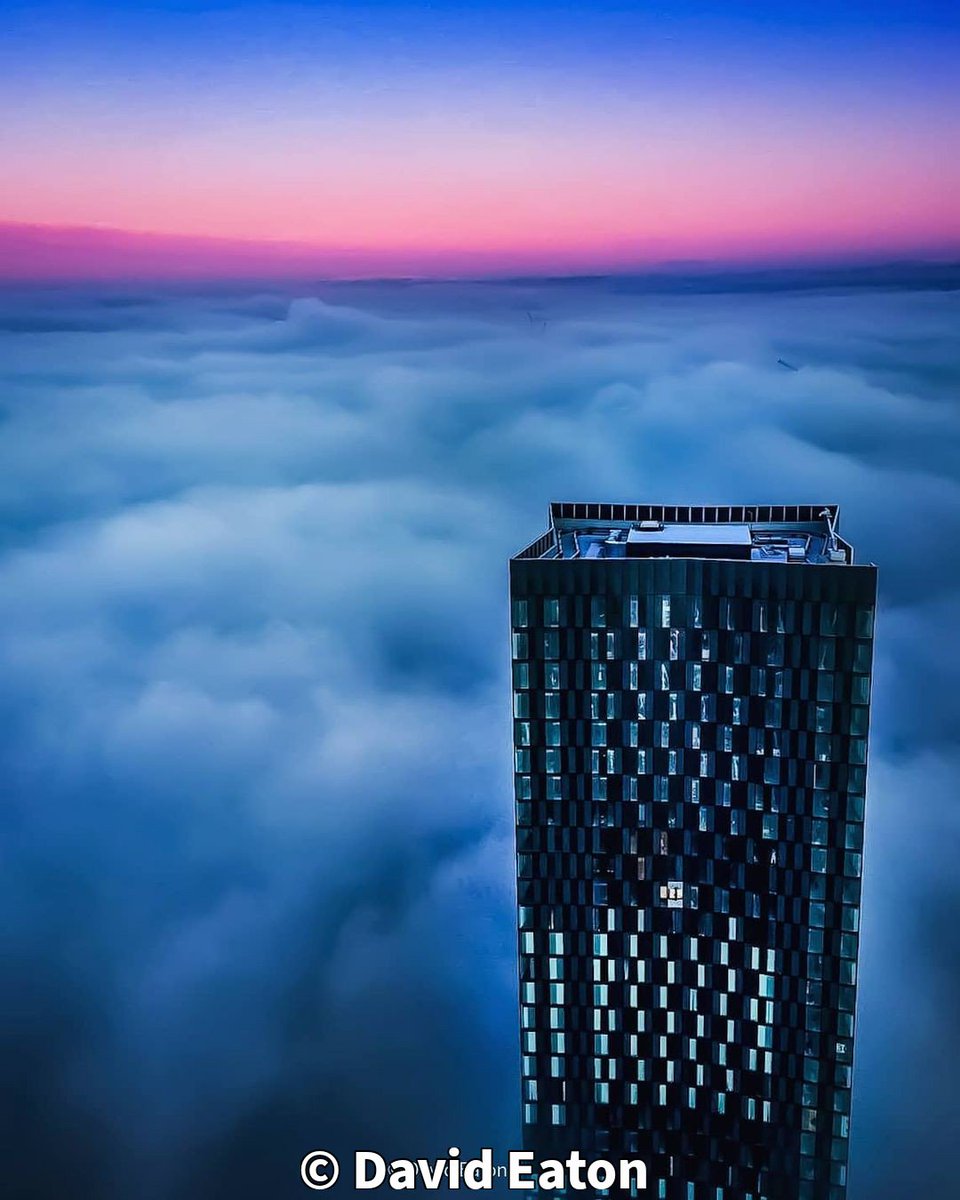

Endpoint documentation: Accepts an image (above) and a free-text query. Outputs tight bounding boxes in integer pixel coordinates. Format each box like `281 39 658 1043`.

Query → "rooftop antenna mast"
820 507 839 554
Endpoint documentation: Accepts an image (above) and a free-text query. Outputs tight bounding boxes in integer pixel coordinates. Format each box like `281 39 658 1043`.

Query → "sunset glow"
3 1 958 277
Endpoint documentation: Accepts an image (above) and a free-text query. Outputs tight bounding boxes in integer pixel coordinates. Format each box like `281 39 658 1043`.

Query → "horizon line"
2 220 959 286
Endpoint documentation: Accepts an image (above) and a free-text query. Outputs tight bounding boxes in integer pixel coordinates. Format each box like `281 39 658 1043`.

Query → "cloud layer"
1 273 958 1198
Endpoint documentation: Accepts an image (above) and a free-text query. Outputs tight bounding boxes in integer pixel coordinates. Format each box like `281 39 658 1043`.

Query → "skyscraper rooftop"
516 503 854 565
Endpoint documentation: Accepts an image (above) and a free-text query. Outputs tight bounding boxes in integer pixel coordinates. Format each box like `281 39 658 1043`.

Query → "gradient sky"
2 1 959 274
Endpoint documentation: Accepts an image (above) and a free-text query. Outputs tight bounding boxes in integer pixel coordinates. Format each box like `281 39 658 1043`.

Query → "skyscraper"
510 504 876 1200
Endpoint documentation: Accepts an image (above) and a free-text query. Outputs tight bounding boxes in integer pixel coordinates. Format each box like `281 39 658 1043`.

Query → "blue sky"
2 0 958 276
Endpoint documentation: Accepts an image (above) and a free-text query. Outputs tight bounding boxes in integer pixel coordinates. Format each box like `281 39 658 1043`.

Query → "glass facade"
510 504 877 1200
